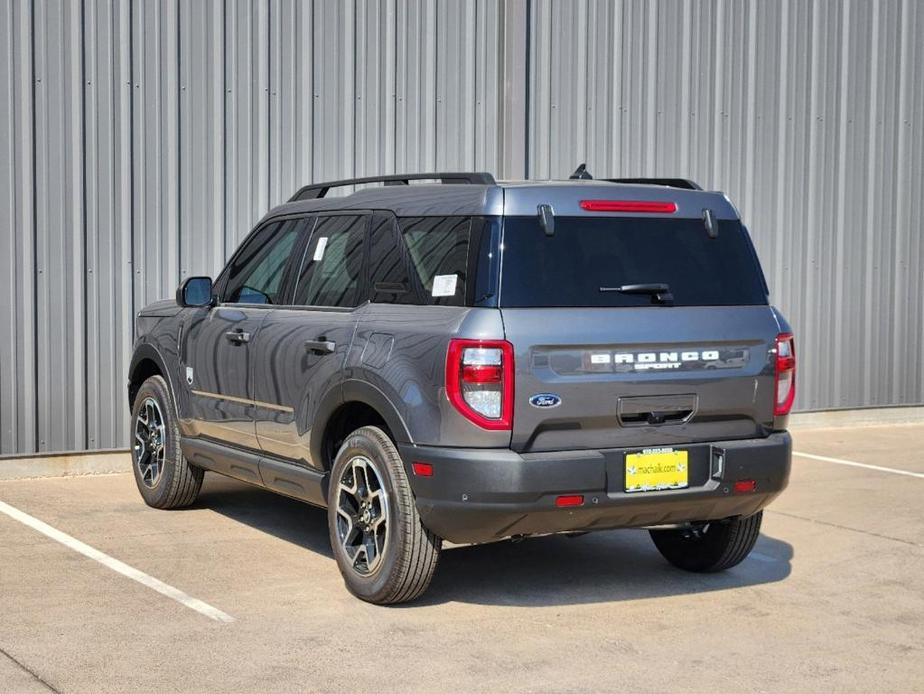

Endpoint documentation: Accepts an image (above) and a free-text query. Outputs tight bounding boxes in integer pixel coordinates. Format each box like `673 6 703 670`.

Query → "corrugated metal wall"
526 0 924 413
1 0 922 455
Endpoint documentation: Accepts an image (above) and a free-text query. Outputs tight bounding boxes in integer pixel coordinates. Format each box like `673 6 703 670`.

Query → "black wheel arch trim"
341 379 413 444
128 342 182 417
310 379 414 470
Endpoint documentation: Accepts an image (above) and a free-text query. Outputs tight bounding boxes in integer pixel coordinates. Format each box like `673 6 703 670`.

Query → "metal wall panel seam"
81 0 91 451
831 0 851 406
30 0 39 453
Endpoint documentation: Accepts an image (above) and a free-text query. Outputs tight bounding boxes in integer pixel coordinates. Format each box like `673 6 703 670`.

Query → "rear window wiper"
599 283 674 305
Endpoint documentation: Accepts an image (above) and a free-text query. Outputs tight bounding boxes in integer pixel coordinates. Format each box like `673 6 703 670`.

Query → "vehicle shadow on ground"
196 475 335 560
423 531 792 607
197 475 793 607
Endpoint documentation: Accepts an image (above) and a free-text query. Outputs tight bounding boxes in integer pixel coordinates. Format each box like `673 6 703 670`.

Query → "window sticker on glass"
591 353 612 364
313 237 329 261
432 274 458 297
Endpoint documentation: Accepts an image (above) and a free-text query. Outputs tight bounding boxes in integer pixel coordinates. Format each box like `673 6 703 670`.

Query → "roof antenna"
570 163 593 180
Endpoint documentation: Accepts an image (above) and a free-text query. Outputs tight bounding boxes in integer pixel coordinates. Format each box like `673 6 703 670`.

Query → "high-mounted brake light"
773 333 796 416
446 339 514 430
580 200 678 214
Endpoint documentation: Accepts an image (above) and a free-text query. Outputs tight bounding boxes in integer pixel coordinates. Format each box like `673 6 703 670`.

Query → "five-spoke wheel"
334 455 390 575
328 426 441 604
130 375 203 509
134 397 166 489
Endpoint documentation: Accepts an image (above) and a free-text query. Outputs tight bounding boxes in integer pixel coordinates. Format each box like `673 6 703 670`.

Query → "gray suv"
128 170 794 604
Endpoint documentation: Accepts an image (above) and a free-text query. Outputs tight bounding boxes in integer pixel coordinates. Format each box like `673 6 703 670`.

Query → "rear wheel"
131 375 203 509
328 426 441 604
649 511 763 572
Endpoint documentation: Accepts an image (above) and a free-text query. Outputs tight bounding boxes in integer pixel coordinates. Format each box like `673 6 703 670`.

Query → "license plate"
625 448 688 493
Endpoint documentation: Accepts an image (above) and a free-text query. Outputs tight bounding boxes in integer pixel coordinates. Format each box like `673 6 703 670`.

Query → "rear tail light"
446 339 514 430
555 495 584 507
773 333 796 416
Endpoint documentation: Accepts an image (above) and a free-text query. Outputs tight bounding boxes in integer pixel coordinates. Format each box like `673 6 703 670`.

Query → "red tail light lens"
773 333 796 416
555 495 584 507
446 339 514 430
579 200 678 213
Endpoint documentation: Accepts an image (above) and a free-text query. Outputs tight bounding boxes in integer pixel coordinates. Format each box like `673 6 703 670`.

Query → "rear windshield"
499 216 768 308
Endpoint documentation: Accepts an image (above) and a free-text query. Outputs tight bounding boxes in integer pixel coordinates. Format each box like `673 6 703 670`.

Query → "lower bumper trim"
401 432 791 544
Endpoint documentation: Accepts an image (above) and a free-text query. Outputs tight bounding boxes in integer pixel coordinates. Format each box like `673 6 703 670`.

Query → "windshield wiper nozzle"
600 283 674 305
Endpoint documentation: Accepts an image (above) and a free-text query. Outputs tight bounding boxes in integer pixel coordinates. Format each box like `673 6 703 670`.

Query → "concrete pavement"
1 423 922 693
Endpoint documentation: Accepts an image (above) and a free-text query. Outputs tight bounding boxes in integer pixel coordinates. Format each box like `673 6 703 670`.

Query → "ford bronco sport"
128 169 794 605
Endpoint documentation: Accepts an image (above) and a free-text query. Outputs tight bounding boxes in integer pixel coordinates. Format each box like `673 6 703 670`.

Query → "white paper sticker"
431 274 458 297
590 353 612 364
313 237 329 261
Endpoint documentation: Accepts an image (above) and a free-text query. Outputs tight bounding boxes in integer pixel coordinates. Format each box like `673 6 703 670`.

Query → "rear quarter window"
397 216 499 308
499 216 768 308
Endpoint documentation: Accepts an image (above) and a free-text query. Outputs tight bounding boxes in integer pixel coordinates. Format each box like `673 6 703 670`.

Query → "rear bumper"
400 432 791 544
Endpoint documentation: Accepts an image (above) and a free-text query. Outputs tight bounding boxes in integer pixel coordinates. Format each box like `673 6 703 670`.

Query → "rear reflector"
555 495 584 508
580 200 678 214
411 462 433 477
734 480 757 493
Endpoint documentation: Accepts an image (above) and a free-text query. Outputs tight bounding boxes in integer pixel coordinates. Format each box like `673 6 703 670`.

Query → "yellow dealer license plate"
625 448 688 493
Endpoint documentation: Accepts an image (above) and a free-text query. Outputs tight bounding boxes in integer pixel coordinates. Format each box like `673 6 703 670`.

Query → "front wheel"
649 511 763 572
328 426 441 604
130 375 203 509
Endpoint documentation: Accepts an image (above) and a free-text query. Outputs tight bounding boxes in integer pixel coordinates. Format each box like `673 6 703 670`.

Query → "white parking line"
0 500 234 623
793 451 924 479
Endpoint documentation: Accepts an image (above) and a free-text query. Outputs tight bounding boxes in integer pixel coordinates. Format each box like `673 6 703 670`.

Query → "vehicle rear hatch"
499 212 781 453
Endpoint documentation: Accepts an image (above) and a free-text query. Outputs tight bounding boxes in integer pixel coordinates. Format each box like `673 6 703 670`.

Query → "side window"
399 216 472 306
368 214 417 304
223 219 303 305
293 215 367 308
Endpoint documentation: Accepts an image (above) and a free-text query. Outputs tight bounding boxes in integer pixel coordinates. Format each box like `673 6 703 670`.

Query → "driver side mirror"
177 276 214 308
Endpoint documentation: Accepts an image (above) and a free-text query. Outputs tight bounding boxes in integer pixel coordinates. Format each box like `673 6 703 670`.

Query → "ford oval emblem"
529 393 562 409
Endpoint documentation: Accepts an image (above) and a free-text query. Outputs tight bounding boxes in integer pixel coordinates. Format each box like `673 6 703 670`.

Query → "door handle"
304 339 336 355
225 330 251 344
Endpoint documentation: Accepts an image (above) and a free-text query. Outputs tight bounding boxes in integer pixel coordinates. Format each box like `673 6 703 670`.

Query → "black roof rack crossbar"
604 177 702 191
289 172 497 202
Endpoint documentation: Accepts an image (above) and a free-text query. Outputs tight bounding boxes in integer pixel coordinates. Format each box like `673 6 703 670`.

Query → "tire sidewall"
131 375 184 507
327 428 409 601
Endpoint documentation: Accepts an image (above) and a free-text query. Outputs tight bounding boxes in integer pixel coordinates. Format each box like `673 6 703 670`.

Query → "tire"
649 511 763 573
130 375 203 509
328 426 441 605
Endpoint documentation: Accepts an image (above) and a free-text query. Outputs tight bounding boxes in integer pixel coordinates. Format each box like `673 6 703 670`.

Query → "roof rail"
604 177 702 191
289 172 497 202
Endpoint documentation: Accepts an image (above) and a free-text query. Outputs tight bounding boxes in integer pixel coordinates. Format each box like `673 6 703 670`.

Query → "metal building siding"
0 0 509 455
527 0 924 411
0 0 36 455
0 0 921 456
33 0 86 452
83 0 133 451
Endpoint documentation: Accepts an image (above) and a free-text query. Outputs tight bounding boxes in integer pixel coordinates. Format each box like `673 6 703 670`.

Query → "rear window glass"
500 217 768 308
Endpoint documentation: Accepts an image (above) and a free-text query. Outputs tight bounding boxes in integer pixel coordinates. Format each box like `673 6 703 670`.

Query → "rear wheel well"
322 402 392 471
129 359 162 408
